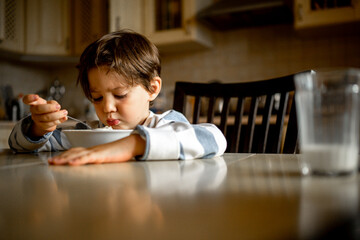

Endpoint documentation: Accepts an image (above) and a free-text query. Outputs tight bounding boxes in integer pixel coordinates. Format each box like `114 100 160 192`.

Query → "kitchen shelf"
0 50 79 67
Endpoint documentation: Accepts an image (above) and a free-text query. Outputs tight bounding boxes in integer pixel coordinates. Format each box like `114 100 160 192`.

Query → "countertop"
0 121 15 149
0 150 359 240
0 121 16 128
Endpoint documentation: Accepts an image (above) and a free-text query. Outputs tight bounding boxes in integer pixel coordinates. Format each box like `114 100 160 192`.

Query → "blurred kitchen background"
0 0 360 123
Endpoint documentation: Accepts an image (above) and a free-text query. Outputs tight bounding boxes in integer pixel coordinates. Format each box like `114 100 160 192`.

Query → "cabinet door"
294 0 360 29
144 0 213 53
109 0 144 34
72 0 109 56
25 0 70 55
0 0 24 53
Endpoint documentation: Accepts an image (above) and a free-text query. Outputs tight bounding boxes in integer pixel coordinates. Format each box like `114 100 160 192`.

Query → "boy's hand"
23 94 68 137
48 134 145 166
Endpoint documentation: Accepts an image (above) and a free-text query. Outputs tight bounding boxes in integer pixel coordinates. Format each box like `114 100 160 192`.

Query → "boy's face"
88 66 159 129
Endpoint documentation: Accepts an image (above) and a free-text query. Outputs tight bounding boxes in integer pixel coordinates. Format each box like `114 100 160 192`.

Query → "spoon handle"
66 116 92 129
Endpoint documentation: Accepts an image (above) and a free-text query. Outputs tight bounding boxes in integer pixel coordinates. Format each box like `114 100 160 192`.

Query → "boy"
9 29 227 165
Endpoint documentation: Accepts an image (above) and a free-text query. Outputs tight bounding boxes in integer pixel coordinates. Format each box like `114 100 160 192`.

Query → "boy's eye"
115 94 127 99
92 97 102 102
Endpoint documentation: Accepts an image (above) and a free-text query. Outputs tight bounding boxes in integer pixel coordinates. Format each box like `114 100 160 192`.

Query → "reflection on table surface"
0 150 359 240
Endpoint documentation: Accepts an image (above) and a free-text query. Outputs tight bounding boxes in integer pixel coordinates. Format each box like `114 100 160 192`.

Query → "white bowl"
62 129 132 148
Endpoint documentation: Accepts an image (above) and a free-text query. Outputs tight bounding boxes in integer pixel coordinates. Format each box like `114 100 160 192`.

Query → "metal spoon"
66 116 92 129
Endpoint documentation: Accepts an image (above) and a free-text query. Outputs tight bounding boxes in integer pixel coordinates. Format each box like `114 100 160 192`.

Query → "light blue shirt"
9 110 227 160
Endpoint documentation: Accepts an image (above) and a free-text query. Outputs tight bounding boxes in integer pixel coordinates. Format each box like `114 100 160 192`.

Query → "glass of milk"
295 68 360 176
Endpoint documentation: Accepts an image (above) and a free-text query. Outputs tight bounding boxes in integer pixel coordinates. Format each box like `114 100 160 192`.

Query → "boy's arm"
47 120 223 165
135 110 227 160
9 94 71 153
47 110 225 165
8 115 71 153
48 134 146 165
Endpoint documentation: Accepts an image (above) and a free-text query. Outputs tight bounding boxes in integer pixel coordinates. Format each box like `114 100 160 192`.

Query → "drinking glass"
295 68 360 176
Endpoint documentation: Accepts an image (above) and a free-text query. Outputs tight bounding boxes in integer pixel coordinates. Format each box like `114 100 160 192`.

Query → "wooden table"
0 150 358 240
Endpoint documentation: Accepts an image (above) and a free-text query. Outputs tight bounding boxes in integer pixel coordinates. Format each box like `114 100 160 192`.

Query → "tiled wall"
1 24 360 117
0 61 50 97
0 61 84 119
161 24 360 88
158 24 360 111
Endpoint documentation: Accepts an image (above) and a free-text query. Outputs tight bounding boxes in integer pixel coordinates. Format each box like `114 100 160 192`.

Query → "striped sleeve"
135 110 227 160
8 116 71 153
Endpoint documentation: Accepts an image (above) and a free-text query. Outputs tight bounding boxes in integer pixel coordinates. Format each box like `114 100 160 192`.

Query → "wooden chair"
173 72 308 153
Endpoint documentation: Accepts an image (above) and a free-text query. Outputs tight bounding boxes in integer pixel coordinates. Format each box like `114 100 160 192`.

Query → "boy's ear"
149 77 162 101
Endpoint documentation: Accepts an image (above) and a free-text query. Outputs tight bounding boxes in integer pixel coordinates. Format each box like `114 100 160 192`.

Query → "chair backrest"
173 72 308 153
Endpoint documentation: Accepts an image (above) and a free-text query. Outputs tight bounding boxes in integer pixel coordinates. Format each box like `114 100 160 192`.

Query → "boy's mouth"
106 119 120 126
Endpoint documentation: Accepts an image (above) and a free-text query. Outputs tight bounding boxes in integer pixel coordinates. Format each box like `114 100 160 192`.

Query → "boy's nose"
103 97 117 113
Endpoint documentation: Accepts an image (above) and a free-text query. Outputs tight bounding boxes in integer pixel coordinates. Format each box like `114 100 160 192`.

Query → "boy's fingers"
23 94 47 105
47 100 59 105
69 157 91 166
30 102 61 114
22 94 38 104
32 117 67 133
31 110 67 123
48 148 88 165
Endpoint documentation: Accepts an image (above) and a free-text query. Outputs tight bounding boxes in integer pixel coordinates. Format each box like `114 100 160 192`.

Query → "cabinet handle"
185 17 195 35
297 3 303 22
66 37 70 50
116 16 121 31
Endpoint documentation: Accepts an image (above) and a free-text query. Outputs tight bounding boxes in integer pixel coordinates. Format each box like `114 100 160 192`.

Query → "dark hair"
77 29 161 100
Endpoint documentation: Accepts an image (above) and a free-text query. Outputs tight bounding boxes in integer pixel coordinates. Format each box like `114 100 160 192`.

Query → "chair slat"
244 97 259 153
231 97 244 152
283 93 298 153
259 94 274 153
173 82 187 113
271 92 289 153
207 96 216 123
192 96 201 124
219 97 230 136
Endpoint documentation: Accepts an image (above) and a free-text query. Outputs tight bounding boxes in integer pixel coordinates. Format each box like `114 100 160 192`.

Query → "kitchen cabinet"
0 0 108 57
109 0 213 53
72 0 109 56
0 0 70 55
109 0 144 34
144 0 213 53
294 0 360 29
0 0 25 53
26 0 70 55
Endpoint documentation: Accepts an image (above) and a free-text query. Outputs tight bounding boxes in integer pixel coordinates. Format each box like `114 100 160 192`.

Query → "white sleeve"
134 110 227 160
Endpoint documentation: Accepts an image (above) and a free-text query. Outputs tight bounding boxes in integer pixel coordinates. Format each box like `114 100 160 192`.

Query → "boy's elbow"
218 135 227 155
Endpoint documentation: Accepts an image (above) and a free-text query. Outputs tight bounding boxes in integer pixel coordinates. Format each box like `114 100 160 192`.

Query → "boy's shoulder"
154 110 189 123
